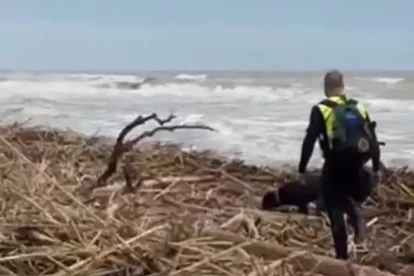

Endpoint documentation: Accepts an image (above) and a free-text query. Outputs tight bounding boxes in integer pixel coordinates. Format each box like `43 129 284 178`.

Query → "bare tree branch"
93 113 214 190
125 124 214 150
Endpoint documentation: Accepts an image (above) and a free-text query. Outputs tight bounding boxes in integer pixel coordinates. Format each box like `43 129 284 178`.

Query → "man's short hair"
324 70 344 91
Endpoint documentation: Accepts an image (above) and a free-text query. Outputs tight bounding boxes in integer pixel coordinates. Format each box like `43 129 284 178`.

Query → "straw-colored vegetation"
0 114 413 276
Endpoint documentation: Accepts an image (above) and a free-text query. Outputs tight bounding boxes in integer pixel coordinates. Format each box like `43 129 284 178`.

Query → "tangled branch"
94 113 214 189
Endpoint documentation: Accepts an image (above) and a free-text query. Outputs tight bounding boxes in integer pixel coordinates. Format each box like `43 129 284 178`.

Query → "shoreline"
0 120 412 275
2 120 404 172
3 120 304 171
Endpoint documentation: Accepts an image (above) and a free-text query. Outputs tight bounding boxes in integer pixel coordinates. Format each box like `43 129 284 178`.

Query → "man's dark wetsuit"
298 94 381 260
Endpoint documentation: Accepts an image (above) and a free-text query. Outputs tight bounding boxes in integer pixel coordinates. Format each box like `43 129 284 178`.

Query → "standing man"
297 70 381 260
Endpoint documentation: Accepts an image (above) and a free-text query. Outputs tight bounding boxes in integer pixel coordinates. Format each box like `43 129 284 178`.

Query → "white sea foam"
354 76 405 85
371 77 405 84
174 73 207 81
0 72 413 167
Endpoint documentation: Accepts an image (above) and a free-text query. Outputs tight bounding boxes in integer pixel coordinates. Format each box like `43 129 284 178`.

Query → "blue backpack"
324 99 373 153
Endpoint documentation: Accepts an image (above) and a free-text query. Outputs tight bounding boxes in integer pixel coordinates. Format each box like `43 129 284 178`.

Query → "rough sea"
1 71 413 168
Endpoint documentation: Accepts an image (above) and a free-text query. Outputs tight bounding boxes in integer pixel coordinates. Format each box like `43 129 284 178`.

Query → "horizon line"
1 69 413 75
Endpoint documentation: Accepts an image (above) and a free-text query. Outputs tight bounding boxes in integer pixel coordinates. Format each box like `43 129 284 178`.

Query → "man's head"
324 70 345 97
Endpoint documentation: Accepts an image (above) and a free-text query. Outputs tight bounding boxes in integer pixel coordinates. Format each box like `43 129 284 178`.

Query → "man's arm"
366 113 381 172
298 106 324 174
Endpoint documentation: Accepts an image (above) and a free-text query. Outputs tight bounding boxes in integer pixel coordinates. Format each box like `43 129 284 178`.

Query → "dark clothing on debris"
270 171 321 214
261 163 386 259
261 162 384 214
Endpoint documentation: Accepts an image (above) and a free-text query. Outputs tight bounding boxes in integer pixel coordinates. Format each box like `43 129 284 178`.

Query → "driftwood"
202 229 398 276
92 175 217 196
94 113 214 191
0 119 412 275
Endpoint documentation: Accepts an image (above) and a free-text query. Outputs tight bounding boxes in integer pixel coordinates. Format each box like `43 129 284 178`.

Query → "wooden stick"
202 229 397 276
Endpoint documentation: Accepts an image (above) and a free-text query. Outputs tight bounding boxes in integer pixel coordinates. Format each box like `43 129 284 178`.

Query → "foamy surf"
0 71 413 167
174 73 207 81
354 76 405 84
371 77 405 84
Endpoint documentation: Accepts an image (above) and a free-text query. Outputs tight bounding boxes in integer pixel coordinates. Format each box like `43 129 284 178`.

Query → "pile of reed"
0 114 413 276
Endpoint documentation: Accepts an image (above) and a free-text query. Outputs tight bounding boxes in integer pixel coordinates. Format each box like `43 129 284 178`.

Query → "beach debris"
0 119 411 275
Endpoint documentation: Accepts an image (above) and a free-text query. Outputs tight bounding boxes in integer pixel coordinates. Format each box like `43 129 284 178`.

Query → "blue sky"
0 0 413 71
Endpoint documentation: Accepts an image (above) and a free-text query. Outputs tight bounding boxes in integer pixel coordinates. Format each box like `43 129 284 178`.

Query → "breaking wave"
355 76 405 84
1 71 414 167
174 74 207 81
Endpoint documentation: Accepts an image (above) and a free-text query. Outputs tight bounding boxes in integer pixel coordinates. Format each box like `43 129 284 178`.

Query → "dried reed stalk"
0 116 411 276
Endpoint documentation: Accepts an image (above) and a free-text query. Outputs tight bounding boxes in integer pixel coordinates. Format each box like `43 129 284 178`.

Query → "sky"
0 0 413 71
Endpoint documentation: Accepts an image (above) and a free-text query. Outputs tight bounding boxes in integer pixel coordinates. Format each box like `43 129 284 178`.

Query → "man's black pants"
321 158 370 260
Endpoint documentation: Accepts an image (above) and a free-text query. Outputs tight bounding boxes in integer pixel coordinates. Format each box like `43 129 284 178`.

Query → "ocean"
0 71 413 168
